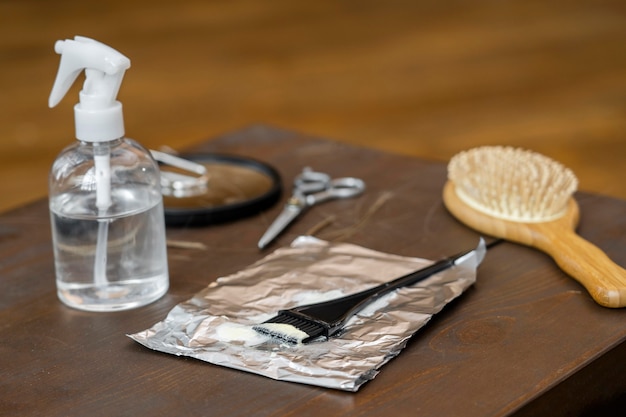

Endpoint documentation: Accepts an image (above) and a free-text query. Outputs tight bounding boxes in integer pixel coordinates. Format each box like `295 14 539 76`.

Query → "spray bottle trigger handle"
48 36 130 109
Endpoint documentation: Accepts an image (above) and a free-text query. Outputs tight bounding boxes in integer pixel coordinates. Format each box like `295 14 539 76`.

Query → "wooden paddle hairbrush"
443 146 626 308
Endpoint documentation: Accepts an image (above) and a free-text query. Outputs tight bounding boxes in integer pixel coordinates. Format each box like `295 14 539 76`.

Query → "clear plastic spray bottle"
48 36 169 311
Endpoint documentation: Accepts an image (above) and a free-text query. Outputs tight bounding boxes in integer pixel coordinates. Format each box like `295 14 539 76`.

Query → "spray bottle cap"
48 36 131 142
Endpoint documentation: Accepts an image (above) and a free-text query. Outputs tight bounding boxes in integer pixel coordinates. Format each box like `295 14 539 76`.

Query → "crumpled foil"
129 236 484 391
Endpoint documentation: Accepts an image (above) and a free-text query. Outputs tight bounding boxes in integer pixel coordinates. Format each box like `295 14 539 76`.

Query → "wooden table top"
1 126 625 416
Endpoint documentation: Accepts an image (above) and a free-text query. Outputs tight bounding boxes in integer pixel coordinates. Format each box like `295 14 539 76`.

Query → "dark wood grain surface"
2 126 625 416
2 0 626 214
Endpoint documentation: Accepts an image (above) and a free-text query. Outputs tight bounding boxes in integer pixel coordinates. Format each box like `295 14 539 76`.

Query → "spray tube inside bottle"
48 36 169 311
93 144 111 287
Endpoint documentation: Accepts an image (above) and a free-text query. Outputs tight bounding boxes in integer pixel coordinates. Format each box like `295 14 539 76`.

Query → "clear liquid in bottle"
50 189 169 311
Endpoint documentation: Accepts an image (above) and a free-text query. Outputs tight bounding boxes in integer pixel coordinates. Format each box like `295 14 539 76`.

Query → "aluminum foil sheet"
129 236 484 391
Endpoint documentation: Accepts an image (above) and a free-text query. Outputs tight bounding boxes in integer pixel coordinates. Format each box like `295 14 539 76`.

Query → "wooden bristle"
448 146 578 222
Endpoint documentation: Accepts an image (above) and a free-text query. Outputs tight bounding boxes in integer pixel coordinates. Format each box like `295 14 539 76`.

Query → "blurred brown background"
1 0 625 214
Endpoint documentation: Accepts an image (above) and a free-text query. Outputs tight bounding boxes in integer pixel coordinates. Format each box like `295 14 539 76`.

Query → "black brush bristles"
252 311 328 344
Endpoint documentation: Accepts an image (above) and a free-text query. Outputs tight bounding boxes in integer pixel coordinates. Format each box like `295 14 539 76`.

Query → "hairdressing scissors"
258 167 366 249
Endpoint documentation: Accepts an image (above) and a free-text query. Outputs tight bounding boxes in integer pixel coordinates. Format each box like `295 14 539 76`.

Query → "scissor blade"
258 204 303 249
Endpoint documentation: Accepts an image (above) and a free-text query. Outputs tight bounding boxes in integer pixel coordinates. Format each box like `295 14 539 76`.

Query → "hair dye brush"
443 146 626 308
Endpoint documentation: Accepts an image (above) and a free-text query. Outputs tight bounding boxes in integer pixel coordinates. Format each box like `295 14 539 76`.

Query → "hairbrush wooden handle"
443 181 626 308
529 222 626 308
